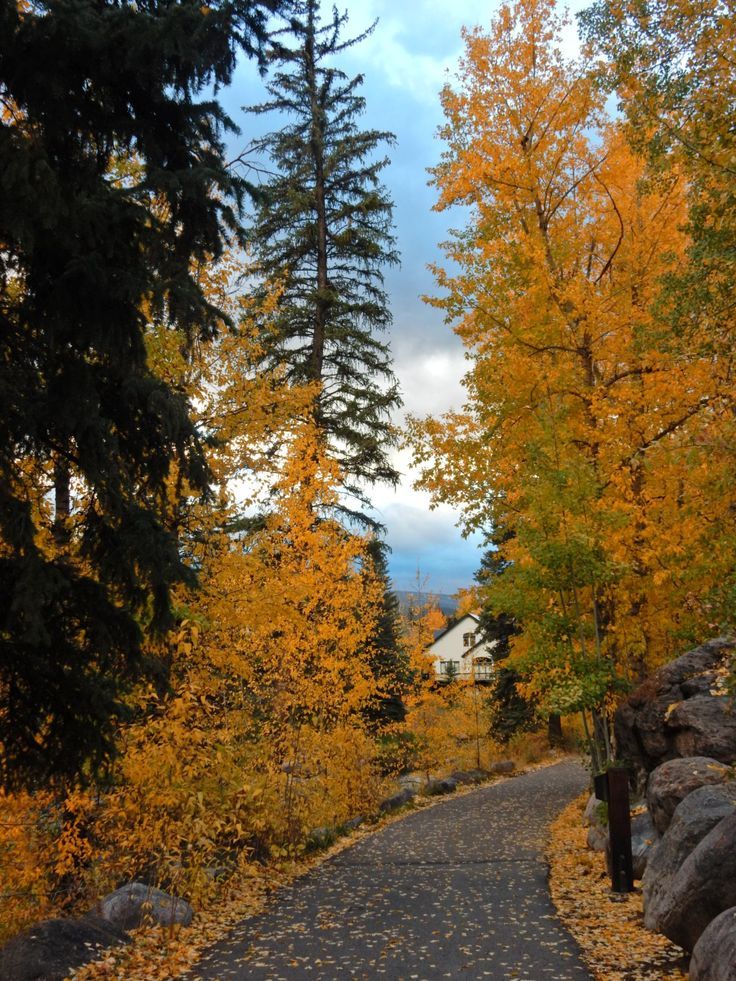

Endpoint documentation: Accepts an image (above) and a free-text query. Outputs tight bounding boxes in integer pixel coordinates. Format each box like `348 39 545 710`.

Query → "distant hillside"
394 590 458 618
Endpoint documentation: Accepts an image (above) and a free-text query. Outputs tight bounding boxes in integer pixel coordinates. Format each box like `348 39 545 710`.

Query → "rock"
0 915 129 981
646 757 731 835
669 697 736 761
583 791 617 831
682 672 720 698
99 882 193 931
583 793 602 827
378 788 415 813
424 776 459 796
397 772 427 793
690 907 736 980
651 808 736 950
450 769 489 785
343 815 365 831
629 810 658 880
614 638 736 790
644 783 736 933
583 792 608 852
587 823 608 852
307 826 336 849
489 760 515 774
655 639 734 690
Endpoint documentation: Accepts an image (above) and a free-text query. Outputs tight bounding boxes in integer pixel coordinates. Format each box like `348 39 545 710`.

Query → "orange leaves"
0 788 102 943
0 415 395 947
409 0 736 721
0 789 55 944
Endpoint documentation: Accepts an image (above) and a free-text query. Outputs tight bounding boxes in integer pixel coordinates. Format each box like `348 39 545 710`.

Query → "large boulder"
615 638 735 790
99 882 193 931
643 783 736 930
646 757 731 835
648 808 736 951
0 915 129 981
690 907 736 981
669 696 736 761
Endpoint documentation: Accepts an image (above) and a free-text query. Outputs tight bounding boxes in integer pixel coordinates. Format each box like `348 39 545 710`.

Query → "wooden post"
606 767 634 893
593 767 634 893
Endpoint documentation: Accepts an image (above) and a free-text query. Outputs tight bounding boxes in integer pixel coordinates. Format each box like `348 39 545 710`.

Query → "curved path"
191 760 591 980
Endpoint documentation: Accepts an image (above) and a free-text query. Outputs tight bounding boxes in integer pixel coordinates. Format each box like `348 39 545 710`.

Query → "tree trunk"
306 3 328 389
547 713 563 748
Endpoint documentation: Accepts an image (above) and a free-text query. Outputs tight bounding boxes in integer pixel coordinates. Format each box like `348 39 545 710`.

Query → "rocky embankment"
587 638 736 980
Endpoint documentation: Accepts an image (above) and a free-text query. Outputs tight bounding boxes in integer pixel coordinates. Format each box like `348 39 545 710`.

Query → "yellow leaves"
548 795 687 979
664 701 682 722
173 619 201 661
409 0 736 704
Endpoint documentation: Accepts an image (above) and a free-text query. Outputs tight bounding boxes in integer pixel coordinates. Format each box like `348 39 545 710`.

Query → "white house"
425 612 496 683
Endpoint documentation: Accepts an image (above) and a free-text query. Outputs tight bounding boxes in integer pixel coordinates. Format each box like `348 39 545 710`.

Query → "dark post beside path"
595 766 634 894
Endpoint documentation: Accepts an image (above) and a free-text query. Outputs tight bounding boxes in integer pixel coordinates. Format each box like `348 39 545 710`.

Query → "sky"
221 0 588 595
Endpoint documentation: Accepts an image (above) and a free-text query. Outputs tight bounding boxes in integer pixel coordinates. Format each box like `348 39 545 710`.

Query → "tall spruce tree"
0 0 282 789
362 539 409 727
245 0 400 515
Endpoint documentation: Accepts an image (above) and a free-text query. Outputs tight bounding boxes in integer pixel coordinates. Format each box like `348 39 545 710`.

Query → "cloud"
393 344 468 419
372 496 484 594
349 18 456 108
368 446 484 594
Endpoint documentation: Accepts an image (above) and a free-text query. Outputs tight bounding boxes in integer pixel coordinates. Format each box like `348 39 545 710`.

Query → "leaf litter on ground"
547 793 689 981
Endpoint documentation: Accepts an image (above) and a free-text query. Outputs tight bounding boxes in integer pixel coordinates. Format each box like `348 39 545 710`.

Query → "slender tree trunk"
306 5 328 389
547 713 563 748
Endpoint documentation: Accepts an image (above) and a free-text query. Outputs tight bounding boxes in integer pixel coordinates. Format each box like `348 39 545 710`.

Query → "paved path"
190 760 592 980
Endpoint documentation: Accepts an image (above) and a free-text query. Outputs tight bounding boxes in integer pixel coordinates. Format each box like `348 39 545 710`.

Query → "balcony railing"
437 664 494 683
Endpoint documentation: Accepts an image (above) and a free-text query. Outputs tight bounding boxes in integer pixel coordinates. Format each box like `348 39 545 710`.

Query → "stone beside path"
190 760 591 980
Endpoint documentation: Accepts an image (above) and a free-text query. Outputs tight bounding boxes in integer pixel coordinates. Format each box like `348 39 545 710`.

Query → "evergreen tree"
0 0 282 789
362 539 409 727
246 0 400 514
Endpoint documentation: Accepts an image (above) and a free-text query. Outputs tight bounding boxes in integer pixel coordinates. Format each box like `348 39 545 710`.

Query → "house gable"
425 612 496 682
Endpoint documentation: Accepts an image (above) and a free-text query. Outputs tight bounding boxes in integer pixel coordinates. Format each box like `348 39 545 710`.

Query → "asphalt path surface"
190 759 592 980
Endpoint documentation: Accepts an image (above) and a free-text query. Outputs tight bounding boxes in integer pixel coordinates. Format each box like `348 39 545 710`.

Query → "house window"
439 660 459 677
463 631 476 648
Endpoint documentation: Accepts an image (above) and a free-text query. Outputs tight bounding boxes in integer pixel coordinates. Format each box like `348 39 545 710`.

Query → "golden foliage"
402 684 499 777
408 0 736 762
